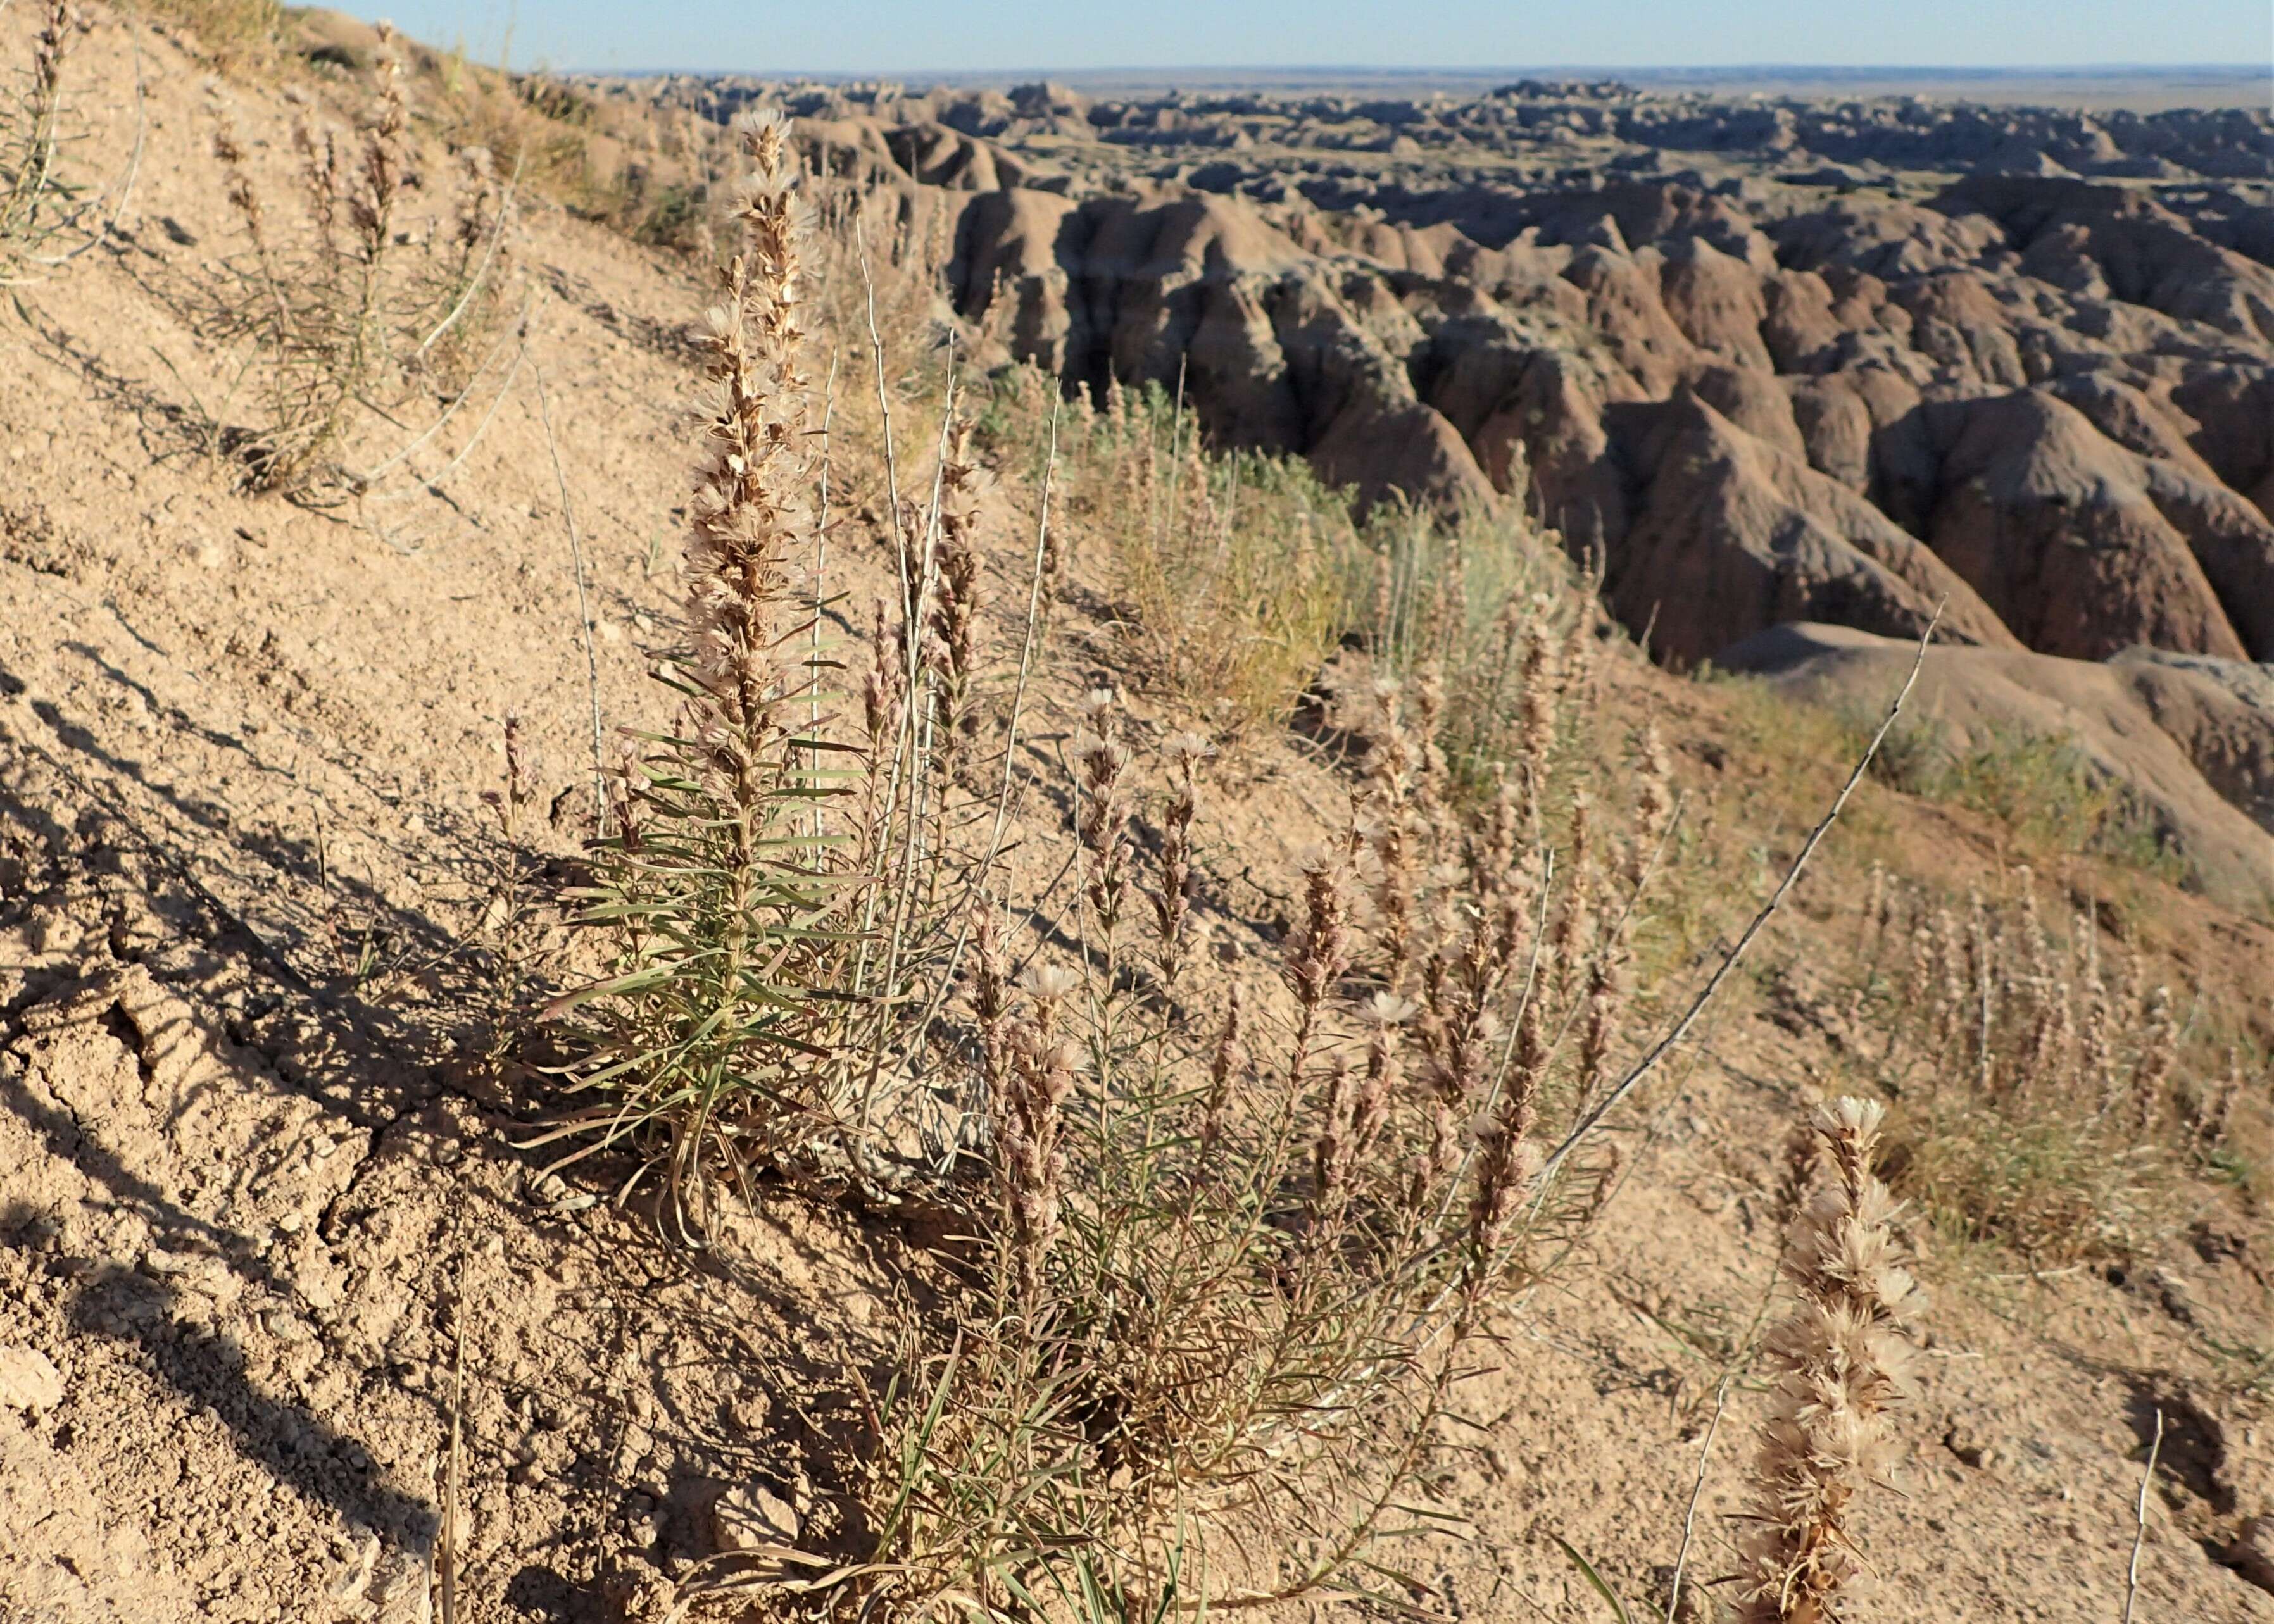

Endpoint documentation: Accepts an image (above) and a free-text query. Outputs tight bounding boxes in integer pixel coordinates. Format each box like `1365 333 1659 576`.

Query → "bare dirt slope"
1 10 2270 1624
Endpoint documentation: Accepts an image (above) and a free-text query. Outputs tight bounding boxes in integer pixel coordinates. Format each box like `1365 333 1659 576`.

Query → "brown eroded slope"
581 73 2274 668
696 84 2274 894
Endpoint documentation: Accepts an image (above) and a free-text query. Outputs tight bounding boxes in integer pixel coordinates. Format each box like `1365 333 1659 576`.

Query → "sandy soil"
1 9 2268 1623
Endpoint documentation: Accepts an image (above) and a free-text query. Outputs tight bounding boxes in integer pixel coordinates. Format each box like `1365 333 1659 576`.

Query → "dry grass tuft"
185 28 518 497
1071 379 1355 731
129 0 280 71
1839 870 2261 1262
1863 716 2187 883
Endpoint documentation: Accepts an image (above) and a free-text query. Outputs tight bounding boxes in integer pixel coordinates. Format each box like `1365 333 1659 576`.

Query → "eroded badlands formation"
582 71 2274 878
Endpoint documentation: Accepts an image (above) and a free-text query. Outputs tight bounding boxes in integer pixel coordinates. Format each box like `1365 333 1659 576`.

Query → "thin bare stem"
532 359 606 821
437 1253 469 1624
895 398 1062 1079
2124 1409 2163 1624
1666 1376 1730 1623
413 152 521 362
1542 606 1942 1178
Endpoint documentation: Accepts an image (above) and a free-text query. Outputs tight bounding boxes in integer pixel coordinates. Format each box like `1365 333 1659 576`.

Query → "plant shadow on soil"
1 653 907 1614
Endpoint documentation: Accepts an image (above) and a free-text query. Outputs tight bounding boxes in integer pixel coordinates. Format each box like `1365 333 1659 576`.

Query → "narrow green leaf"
1553 1535 1633 1624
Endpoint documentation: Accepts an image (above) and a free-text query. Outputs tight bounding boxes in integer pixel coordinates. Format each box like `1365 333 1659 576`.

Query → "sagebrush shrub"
544 115 1718 1623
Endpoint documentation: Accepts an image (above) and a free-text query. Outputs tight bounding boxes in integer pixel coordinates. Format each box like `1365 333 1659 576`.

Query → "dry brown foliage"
188 27 518 497
1842 866 2263 1262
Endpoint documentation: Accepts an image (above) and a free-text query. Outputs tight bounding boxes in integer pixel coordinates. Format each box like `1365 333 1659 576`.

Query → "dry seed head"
1480 765 1522 882
1733 1094 1919 1624
972 899 1012 1097
32 0 74 94
862 596 907 748
1024 964 1081 1004
1626 722 1675 891
1514 620 1559 836
1413 663 1448 815
608 739 644 853
210 98 266 239
1580 1139 1626 1225
2021 971 2078 1097
1550 792 1596 999
1286 847 1352 1017
2130 985 2179 1127
1557 599 1597 714
1360 994 1410 1169
2012 868 2057 1031
1512 960 1551 1084
928 417 987 760
1312 1055 1360 1217
1360 720 1419 984
2192 1049 2245 1152
999 1012 1077 1304
1572 947 1630 1115
291 114 344 254
1466 1091 1543 1265
1164 729 1213 766
347 29 408 247
1200 984 1247 1152
455 145 499 231
1074 714 1133 939
1152 733 1212 985
682 99 815 804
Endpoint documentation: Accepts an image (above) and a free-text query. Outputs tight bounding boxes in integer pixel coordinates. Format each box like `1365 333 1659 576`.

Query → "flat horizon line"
571 61 2273 80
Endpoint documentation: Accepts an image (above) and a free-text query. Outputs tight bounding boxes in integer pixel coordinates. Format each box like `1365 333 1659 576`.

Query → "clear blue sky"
356 0 2273 75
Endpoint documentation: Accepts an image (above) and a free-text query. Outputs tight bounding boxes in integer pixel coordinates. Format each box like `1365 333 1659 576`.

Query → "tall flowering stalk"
1733 1097 1921 1624
1074 689 1134 945
929 420 986 775
542 112 851 1238
688 110 815 843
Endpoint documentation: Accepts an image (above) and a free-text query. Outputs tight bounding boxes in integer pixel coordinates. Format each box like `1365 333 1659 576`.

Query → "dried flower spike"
1732 1096 1921 1624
